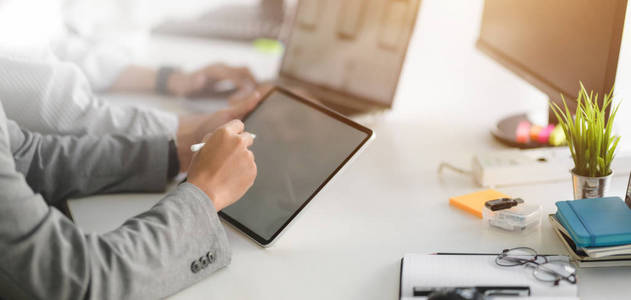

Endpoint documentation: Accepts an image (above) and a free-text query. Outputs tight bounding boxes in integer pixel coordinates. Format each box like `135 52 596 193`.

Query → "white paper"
400 254 578 299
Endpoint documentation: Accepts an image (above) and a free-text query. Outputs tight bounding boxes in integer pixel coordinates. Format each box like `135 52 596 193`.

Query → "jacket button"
200 256 210 267
207 252 216 264
190 261 201 273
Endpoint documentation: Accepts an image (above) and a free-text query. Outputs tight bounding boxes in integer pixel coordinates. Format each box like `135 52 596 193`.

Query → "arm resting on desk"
8 119 170 208
0 106 230 299
0 183 231 300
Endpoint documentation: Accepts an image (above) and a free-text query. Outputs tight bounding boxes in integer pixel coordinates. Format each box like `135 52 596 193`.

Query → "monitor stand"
491 110 555 149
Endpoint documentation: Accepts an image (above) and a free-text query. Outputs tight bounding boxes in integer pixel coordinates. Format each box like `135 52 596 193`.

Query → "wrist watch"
156 66 179 95
167 139 180 179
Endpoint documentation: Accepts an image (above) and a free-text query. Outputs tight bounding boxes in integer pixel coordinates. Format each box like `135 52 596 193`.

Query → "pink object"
537 124 555 144
516 121 531 143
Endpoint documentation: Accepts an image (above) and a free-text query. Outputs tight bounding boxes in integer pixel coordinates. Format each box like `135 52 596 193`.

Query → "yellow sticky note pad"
449 189 510 218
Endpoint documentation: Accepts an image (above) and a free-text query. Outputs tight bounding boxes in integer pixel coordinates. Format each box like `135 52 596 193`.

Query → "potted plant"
551 82 621 199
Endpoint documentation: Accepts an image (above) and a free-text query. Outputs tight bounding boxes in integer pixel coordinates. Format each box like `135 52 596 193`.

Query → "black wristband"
167 139 180 179
156 66 178 95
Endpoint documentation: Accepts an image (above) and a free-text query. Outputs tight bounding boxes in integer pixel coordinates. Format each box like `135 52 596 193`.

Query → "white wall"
397 0 630 151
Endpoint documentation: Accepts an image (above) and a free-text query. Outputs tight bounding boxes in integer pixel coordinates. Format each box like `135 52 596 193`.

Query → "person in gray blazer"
0 99 257 299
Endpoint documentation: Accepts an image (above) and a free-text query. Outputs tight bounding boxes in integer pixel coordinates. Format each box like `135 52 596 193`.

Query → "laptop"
626 171 631 209
275 0 421 116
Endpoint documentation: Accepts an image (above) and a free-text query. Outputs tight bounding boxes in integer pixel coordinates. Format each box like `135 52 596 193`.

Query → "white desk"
69 1 631 299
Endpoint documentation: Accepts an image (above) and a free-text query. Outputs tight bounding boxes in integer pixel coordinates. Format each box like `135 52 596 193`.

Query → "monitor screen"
220 89 372 243
478 0 627 108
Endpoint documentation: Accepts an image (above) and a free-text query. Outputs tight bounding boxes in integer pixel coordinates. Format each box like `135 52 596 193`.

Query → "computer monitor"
477 0 627 148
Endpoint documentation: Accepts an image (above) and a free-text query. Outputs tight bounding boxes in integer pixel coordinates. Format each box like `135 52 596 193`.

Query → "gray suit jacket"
0 103 231 299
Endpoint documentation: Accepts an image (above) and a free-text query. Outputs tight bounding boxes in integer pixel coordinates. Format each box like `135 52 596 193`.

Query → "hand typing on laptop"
175 85 272 172
166 63 257 99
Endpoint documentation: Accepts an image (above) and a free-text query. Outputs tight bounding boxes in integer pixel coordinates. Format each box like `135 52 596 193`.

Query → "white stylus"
190 133 256 152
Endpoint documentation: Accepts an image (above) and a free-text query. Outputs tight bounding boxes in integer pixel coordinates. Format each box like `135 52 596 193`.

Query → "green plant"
551 82 621 177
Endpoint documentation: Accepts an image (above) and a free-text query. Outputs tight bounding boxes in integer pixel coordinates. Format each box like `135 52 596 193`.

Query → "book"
555 197 631 248
549 214 631 258
584 242 631 258
449 189 509 218
549 215 631 267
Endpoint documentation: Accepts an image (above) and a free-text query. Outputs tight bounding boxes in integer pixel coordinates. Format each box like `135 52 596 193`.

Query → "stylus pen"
190 133 256 152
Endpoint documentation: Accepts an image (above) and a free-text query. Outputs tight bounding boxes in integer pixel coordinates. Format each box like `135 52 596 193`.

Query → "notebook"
549 214 631 267
399 253 578 300
549 214 631 258
555 197 631 248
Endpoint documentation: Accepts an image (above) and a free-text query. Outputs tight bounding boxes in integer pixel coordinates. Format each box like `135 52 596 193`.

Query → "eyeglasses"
495 247 577 286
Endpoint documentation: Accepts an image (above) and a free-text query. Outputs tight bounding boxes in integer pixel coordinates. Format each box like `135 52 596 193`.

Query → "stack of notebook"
550 197 631 267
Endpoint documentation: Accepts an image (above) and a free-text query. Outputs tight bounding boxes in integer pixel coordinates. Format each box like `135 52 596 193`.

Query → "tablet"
219 87 374 246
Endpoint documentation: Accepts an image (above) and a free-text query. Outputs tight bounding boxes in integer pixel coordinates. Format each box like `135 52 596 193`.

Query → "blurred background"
0 0 629 149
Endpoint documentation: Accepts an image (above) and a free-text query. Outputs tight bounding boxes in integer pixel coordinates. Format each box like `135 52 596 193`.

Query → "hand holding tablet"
187 120 258 212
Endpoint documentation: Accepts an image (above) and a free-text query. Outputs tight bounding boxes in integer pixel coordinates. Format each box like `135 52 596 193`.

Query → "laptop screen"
279 0 420 107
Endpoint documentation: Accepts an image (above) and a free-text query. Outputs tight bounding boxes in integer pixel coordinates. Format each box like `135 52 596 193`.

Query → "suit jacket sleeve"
0 55 178 137
0 104 231 300
8 118 169 208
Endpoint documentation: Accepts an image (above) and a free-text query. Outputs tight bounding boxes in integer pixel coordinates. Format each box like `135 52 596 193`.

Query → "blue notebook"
555 197 631 248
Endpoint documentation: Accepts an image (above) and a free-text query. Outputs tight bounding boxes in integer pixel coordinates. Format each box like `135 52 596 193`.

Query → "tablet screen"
220 88 372 244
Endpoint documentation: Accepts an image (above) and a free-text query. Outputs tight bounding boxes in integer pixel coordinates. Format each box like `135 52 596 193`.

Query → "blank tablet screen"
219 88 372 244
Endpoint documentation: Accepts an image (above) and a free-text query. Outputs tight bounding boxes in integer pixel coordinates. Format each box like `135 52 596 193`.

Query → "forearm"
108 65 192 97
9 120 171 207
108 65 158 93
0 183 231 300
0 57 178 137
2 103 230 299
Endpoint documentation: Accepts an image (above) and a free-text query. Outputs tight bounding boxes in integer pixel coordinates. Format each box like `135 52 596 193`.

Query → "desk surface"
69 1 631 299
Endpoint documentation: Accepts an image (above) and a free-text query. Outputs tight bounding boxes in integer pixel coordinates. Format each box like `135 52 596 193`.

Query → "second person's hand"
175 85 271 172
167 63 257 99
